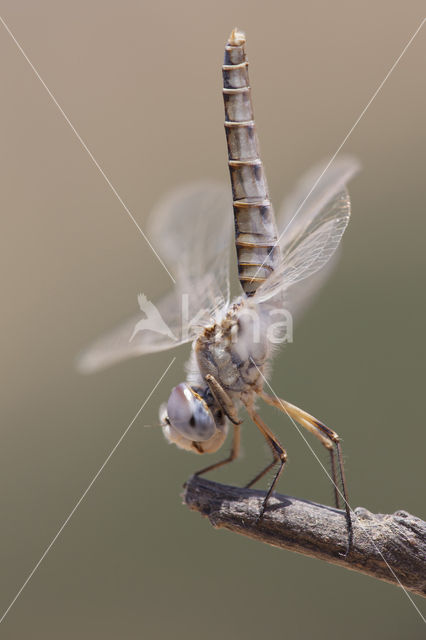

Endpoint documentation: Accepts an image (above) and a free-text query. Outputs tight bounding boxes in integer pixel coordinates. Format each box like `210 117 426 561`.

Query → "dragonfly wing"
254 157 360 304
148 181 233 306
282 253 340 321
77 288 193 374
276 156 360 238
78 182 233 373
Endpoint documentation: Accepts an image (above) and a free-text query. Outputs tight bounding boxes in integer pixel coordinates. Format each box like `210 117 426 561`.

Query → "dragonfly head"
160 383 227 454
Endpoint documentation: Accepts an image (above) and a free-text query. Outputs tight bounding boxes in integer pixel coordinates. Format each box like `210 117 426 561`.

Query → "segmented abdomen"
223 29 280 296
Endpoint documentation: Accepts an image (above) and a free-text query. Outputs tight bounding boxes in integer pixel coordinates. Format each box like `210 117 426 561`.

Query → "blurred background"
0 1 425 638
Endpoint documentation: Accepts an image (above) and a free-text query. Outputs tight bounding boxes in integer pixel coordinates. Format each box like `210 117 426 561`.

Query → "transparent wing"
148 181 233 302
254 157 360 305
276 156 360 238
78 182 233 373
77 289 188 374
282 254 340 322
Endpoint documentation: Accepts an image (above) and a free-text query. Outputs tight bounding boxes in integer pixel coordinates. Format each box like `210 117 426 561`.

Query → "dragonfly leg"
243 399 287 521
259 391 352 552
194 422 241 476
245 457 279 489
205 374 242 425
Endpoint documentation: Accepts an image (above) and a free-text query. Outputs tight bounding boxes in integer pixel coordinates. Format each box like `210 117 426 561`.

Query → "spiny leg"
328 447 339 509
245 455 279 489
244 400 287 520
205 374 242 425
262 393 340 507
194 422 241 477
259 391 352 551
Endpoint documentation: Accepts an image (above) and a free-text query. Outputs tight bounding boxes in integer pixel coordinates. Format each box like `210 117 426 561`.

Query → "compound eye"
166 383 216 441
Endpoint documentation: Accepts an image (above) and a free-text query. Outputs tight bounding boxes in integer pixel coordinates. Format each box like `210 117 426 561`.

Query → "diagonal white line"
248 19 426 620
251 17 425 284
253 362 426 624
0 15 176 285
0 357 176 625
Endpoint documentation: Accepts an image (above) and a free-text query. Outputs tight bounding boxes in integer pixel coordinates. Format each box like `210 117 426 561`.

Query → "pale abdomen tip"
228 28 246 46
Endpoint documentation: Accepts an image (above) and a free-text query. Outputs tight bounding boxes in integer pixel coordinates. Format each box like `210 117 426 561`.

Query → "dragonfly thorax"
195 302 270 395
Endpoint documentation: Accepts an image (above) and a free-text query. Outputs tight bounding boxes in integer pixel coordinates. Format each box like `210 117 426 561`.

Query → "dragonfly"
79 28 359 546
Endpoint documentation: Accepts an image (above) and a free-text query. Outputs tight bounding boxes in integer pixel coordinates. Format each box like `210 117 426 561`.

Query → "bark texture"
183 475 426 597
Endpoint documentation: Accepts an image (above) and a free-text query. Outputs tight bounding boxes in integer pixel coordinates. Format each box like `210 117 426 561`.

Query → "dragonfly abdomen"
223 29 280 296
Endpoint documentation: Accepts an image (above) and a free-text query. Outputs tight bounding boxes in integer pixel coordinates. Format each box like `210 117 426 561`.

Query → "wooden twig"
183 475 426 597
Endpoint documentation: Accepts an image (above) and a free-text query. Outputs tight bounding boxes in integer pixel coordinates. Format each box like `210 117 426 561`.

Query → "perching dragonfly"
79 29 359 544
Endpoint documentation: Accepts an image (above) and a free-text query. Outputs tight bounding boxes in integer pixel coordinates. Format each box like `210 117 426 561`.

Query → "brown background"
0 1 425 638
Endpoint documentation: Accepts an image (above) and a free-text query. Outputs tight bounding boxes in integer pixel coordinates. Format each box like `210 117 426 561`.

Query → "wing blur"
78 182 233 373
254 156 360 307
